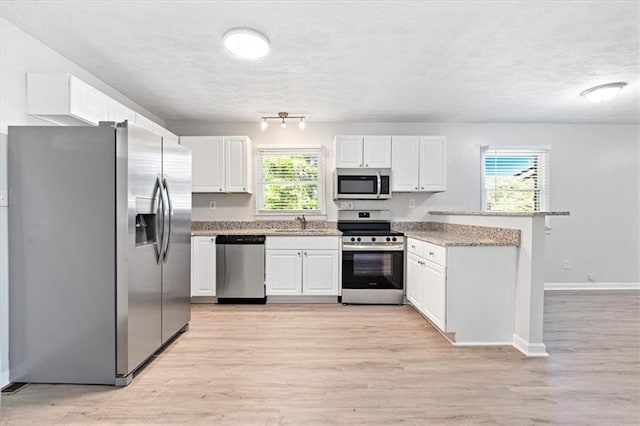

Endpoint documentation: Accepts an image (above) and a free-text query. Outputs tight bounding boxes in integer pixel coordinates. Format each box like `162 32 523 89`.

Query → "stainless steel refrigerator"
8 121 191 386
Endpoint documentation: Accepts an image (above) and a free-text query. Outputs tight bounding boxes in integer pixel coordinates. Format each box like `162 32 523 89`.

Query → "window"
256 147 325 214
482 146 550 212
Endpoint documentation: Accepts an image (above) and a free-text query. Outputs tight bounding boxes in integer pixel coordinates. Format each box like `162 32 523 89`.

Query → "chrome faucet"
295 214 308 230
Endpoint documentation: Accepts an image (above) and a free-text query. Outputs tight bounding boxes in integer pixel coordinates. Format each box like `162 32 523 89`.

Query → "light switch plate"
409 199 415 208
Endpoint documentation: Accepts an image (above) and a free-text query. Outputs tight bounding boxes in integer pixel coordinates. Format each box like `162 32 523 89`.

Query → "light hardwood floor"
1 291 639 425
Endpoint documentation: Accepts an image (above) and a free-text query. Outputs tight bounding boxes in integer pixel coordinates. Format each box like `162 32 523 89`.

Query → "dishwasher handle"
215 235 265 245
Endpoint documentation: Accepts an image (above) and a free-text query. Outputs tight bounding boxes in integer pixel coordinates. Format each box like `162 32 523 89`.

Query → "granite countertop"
191 220 520 247
429 210 570 217
402 230 518 247
192 228 343 237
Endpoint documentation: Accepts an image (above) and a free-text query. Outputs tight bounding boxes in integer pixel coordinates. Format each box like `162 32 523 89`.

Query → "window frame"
255 145 327 216
481 145 551 212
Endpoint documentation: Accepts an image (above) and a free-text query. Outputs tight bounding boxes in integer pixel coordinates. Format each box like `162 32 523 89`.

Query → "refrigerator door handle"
154 176 165 264
161 177 173 263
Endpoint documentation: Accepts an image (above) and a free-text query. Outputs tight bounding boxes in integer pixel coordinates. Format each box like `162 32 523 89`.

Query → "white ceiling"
1 0 638 124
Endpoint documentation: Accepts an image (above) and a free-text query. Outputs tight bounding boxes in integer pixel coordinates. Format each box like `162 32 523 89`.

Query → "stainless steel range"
338 210 405 304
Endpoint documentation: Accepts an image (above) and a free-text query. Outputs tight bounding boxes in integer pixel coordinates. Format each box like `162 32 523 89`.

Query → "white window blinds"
256 147 325 214
482 146 550 212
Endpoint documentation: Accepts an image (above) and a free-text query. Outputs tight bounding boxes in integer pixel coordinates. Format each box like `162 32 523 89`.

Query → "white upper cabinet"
180 136 225 192
27 73 108 126
335 136 392 168
419 136 447 191
225 136 251 193
134 112 154 131
179 136 252 193
152 122 179 145
335 136 364 168
391 135 447 192
391 136 420 191
107 99 136 123
363 136 392 168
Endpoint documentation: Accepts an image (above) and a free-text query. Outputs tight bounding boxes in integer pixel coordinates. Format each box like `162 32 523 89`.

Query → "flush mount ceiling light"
260 112 306 131
580 82 627 103
223 28 270 60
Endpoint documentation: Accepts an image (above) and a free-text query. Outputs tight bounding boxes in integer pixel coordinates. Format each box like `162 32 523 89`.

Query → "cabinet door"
302 250 339 295
191 236 216 297
69 76 108 126
107 99 136 123
423 260 446 331
180 136 225 192
266 250 303 295
419 136 447 191
406 253 422 310
134 113 154 131
225 136 249 193
335 136 364 168
391 136 420 191
363 136 392 168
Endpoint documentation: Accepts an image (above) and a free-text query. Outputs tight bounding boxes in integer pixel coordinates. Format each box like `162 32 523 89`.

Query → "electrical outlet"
409 199 415 208
340 201 354 210
563 259 572 269
587 273 595 282
209 201 216 210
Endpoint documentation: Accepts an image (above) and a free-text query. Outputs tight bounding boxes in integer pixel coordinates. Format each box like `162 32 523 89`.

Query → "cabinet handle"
219 188 223 192
360 164 363 167
297 252 301 256
421 187 424 189
429 251 435 256
365 163 368 167
304 252 308 256
415 186 418 189
411 245 416 249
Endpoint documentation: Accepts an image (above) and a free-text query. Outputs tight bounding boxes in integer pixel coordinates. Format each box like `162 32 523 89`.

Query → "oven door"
341 249 404 290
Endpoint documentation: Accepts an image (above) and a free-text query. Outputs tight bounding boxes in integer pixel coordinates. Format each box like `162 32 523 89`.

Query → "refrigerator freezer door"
116 123 163 376
8 126 117 384
160 140 192 343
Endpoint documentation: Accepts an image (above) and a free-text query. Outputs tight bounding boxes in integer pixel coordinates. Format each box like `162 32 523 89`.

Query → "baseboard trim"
267 296 339 304
513 334 549 357
545 282 640 291
452 341 513 347
0 370 9 390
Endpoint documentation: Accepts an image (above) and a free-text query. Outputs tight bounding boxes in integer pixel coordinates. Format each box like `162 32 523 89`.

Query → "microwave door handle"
376 171 381 199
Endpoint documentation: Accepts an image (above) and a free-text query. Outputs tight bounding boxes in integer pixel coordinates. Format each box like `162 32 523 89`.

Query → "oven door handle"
376 171 381 199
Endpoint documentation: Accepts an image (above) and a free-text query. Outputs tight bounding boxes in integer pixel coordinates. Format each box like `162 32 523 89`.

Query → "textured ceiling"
1 0 638 123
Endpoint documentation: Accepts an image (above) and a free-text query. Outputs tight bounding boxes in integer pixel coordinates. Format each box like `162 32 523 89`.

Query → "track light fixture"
260 112 306 131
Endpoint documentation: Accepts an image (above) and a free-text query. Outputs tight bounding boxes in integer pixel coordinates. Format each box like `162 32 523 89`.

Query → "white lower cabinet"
406 238 517 344
265 250 303 295
265 237 340 296
191 236 216 297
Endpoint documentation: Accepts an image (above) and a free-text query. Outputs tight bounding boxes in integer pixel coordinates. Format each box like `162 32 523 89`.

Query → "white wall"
167 120 640 285
0 18 166 388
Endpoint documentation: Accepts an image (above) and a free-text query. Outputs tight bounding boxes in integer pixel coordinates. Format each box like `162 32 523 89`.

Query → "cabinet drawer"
422 241 446 266
407 238 424 257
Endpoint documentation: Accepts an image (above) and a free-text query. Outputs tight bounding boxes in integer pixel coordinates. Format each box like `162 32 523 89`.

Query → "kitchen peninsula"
428 211 571 357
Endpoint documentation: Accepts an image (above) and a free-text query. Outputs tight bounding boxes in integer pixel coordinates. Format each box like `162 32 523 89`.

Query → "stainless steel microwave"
334 169 392 200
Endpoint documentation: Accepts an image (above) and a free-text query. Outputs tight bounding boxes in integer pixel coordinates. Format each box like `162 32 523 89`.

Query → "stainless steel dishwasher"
216 235 266 304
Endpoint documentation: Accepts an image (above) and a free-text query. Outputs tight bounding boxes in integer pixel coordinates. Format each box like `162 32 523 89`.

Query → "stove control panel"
342 235 405 251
